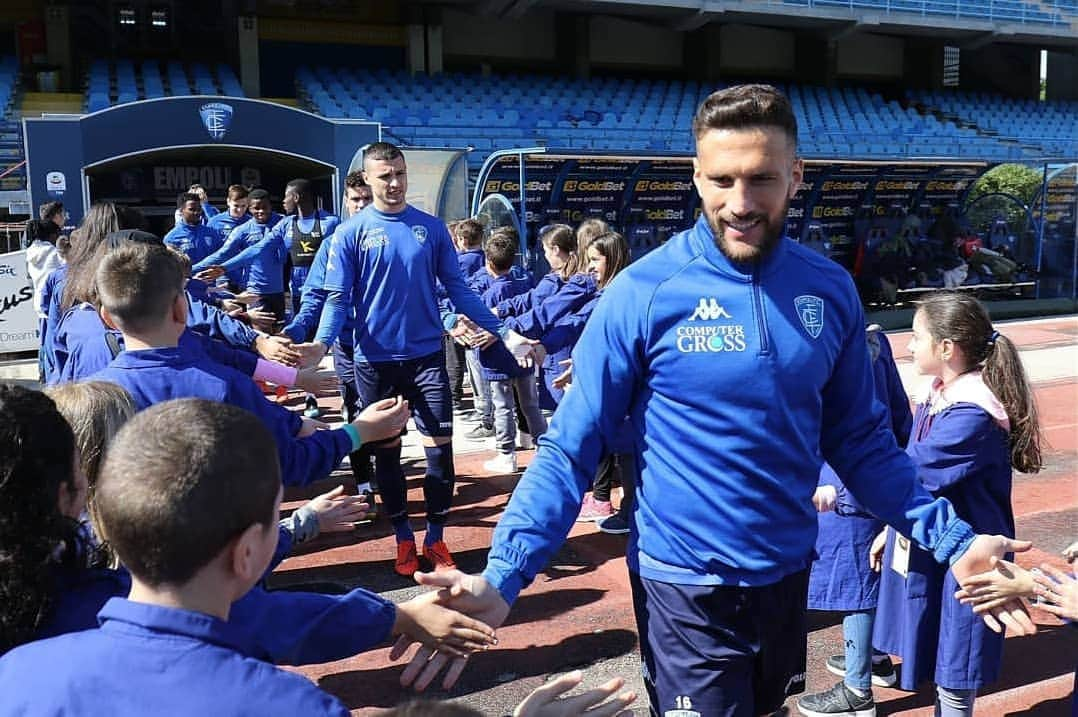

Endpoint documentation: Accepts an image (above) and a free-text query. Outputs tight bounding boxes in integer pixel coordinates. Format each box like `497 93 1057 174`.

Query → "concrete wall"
589 15 683 69
719 25 796 75
836 33 904 79
442 8 557 62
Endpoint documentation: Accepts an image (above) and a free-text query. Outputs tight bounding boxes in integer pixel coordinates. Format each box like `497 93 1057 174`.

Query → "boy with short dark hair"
93 242 407 486
0 399 496 713
477 233 547 474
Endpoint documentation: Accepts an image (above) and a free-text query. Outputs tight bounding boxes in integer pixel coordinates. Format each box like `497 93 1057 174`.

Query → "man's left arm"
435 224 504 337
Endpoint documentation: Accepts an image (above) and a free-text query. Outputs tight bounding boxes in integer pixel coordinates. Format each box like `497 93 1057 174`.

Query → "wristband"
254 359 298 387
341 423 362 452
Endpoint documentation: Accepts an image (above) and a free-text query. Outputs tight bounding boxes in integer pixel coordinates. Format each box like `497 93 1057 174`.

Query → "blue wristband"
341 423 362 452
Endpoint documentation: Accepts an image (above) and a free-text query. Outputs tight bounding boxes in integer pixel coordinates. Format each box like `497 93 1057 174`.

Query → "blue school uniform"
873 372 1012 691
93 341 351 486
477 273 534 381
317 205 503 361
535 289 599 408
163 222 224 266
33 559 396 667
194 214 286 295
0 598 349 716
502 272 597 340
495 271 565 318
50 295 259 384
458 248 485 278
42 264 68 378
807 332 913 612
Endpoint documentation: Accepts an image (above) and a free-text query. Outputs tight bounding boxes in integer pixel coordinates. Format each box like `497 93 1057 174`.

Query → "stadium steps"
20 92 82 118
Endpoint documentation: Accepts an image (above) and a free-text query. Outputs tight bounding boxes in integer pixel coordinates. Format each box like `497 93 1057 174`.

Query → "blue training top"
477 273 533 381
482 216 977 604
0 598 348 716
194 214 286 295
317 204 504 361
163 222 223 266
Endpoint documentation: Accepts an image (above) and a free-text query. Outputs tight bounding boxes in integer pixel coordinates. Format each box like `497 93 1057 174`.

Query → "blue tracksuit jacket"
163 222 224 266
482 216 976 604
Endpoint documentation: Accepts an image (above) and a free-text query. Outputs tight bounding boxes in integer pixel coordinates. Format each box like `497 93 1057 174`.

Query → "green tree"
965 163 1041 236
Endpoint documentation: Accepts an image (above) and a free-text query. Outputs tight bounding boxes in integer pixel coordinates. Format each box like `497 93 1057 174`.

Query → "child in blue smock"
89 242 408 487
798 327 911 717
872 291 1044 716
0 395 497 713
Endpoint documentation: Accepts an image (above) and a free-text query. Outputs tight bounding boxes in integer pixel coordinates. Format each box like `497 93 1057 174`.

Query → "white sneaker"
517 432 535 450
483 452 518 474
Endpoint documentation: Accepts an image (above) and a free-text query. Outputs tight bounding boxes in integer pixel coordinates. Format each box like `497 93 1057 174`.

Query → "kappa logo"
412 225 428 244
688 297 732 321
199 102 233 141
794 295 825 339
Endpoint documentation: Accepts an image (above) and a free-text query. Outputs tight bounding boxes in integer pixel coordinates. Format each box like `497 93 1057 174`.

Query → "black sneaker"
797 681 875 717
597 512 630 535
826 654 897 688
464 424 495 439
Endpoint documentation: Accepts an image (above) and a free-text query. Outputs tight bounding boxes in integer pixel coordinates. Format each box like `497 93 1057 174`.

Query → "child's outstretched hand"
1033 564 1078 621
306 485 369 532
954 557 1035 612
512 671 637 717
393 590 498 662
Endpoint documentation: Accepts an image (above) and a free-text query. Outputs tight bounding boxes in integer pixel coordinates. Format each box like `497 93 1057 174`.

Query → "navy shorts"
354 349 453 438
630 569 809 717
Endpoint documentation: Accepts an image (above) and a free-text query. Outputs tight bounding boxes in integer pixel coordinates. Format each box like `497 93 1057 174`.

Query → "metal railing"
760 0 1070 25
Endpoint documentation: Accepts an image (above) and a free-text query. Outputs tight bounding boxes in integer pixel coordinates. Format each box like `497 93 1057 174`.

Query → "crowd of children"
6 130 1073 716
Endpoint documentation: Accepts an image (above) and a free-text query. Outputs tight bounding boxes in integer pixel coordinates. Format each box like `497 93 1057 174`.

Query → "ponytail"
917 291 1043 474
982 333 1043 473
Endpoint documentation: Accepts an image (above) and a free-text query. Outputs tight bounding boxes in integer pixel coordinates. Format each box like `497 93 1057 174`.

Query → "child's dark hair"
454 219 484 249
96 243 185 334
540 223 579 279
588 231 631 289
25 219 60 245
62 202 146 310
0 385 82 652
915 292 1043 473
39 201 64 223
96 399 282 586
485 230 518 272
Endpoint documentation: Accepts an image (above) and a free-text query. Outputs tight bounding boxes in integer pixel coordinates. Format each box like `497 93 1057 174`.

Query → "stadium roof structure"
448 0 1078 43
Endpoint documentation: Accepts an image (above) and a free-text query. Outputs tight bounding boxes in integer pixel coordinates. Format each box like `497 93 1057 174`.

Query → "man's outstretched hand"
389 570 510 692
952 534 1037 636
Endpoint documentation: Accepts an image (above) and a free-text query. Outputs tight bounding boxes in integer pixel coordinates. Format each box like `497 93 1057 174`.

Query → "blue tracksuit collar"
109 343 195 368
689 215 789 280
98 598 257 657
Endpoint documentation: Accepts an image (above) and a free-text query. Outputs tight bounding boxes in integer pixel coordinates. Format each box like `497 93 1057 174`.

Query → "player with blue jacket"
393 85 1036 714
193 189 287 321
205 184 251 289
310 142 533 578
163 192 223 265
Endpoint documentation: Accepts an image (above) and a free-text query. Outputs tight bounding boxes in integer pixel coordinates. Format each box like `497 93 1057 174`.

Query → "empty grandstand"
85 59 244 112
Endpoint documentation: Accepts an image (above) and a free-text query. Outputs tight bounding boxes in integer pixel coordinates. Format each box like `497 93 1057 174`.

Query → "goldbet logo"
636 180 693 192
564 180 624 192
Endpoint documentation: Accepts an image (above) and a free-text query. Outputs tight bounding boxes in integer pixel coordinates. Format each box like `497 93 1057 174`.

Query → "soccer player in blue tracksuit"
205 184 251 290
277 179 340 314
163 192 224 266
797 327 911 716
396 86 1034 714
193 189 287 322
312 141 532 577
0 397 495 714
89 243 408 487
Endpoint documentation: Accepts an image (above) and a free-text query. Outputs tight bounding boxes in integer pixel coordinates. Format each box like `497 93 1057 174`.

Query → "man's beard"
707 201 789 264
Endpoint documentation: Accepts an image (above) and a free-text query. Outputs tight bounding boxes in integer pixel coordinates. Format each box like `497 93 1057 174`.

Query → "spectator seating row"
86 59 244 112
297 68 1050 169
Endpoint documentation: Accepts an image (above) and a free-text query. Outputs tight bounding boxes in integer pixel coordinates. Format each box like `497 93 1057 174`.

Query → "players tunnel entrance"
85 146 335 237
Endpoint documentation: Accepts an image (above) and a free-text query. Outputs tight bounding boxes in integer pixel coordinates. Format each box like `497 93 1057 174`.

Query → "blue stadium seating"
0 56 26 191
908 90 1078 159
297 68 1066 170
84 60 246 111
